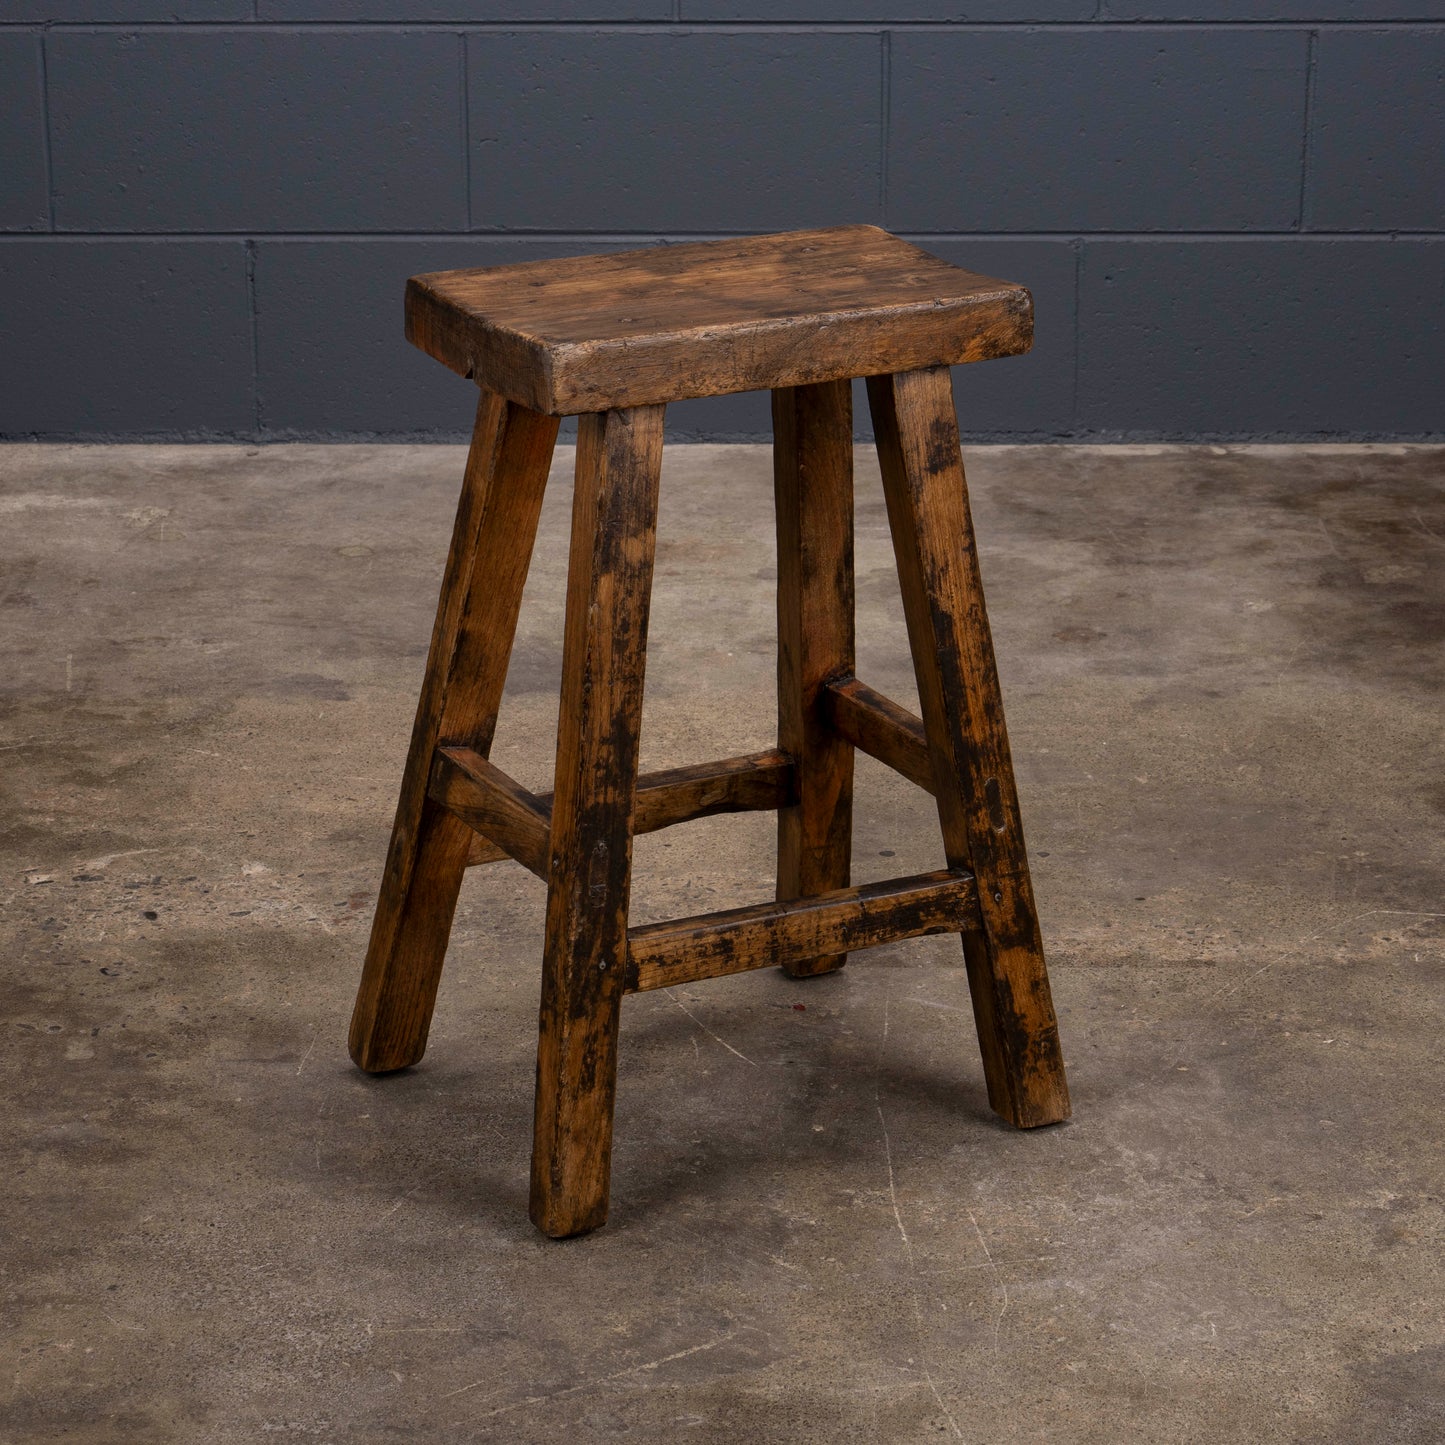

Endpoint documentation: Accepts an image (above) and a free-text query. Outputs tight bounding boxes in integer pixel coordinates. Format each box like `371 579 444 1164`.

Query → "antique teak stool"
348 225 1070 1238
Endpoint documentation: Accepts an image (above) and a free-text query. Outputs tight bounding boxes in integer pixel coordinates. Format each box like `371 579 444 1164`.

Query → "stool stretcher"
625 869 979 993
460 749 798 869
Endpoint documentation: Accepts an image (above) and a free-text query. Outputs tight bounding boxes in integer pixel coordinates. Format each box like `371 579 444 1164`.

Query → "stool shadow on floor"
617 988 1011 1226
338 958 1007 1236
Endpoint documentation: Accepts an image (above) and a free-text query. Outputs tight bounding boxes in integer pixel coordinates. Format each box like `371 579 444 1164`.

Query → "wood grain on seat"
405 225 1032 415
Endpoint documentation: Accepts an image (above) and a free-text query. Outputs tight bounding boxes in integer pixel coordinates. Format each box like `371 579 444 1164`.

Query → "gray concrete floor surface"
1 440 1441 1444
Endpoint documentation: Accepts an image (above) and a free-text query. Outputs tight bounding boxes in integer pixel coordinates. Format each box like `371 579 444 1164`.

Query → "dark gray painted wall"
1 8 1441 442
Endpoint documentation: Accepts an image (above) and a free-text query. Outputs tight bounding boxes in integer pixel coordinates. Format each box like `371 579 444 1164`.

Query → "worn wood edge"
406 278 1031 416
405 275 556 413
430 746 552 881
465 749 798 868
548 293 1029 414
823 677 936 796
626 869 979 993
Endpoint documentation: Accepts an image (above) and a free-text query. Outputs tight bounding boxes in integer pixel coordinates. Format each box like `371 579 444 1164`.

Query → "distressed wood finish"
464 749 797 867
773 379 856 978
430 746 551 881
531 403 665 1239
868 366 1070 1129
349 391 558 1073
627 870 979 994
353 229 1070 1238
407 226 1033 415
823 677 934 796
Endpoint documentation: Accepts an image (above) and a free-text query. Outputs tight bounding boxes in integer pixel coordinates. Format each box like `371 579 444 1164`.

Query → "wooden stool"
348 225 1070 1238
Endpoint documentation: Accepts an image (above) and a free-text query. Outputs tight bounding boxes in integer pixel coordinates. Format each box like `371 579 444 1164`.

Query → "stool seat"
406 224 1032 415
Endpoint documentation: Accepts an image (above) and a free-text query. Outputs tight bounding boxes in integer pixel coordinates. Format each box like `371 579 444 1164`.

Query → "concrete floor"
1 441 1441 1443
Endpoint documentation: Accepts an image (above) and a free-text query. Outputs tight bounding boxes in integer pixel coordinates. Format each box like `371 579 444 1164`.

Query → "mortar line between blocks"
460 32 472 233
39 32 55 231
879 29 891 227
246 239 261 439
1297 28 1320 233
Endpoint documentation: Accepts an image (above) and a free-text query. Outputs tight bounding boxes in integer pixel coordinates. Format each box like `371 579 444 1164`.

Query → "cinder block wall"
1 6 1441 442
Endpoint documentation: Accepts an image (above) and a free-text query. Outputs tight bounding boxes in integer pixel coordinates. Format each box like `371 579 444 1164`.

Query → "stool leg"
530 404 666 1238
867 367 1070 1128
772 380 855 977
349 391 559 1073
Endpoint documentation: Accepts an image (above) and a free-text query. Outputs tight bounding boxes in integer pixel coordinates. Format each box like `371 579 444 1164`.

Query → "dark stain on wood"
867 366 1070 1129
530 403 665 1238
773 378 856 978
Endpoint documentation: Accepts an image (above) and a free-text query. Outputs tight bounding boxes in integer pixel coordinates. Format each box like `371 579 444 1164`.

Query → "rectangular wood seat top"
405 225 1032 416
